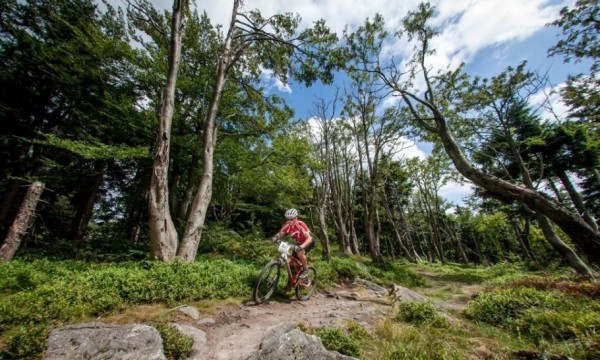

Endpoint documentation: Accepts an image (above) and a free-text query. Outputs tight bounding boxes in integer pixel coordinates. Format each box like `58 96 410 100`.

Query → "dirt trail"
198 285 391 360
184 271 481 360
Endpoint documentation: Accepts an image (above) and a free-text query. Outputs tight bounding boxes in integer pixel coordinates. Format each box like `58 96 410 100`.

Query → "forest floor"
186 270 485 360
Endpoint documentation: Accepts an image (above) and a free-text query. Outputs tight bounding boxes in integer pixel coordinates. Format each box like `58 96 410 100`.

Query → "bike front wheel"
295 266 317 301
253 260 282 304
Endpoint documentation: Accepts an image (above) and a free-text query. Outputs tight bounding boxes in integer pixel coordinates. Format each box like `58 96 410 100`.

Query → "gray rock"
178 305 200 320
44 322 166 360
196 317 216 326
171 323 206 360
390 284 429 302
353 277 389 296
246 326 358 360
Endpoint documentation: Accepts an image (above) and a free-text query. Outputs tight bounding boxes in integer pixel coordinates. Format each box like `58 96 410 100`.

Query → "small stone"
197 318 216 326
178 306 200 320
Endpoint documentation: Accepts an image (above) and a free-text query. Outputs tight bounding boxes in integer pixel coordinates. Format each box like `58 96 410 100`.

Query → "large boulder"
44 322 166 360
246 326 358 360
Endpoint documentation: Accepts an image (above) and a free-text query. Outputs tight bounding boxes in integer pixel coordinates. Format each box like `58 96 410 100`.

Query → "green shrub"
345 320 370 340
388 343 465 360
0 323 49 359
517 309 600 341
465 287 567 326
369 261 425 287
331 257 371 280
0 258 259 328
394 301 448 327
152 322 194 360
315 327 361 357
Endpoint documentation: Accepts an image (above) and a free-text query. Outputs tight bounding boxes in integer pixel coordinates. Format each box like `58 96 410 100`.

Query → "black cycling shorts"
293 239 315 258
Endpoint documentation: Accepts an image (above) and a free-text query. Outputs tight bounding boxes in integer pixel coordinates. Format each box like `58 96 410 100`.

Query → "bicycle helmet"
285 208 298 219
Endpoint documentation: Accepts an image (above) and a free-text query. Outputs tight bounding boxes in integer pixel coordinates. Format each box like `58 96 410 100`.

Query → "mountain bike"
253 239 317 304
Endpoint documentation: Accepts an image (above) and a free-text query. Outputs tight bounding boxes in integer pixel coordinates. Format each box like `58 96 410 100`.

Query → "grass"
307 260 599 360
1 233 597 360
0 235 425 359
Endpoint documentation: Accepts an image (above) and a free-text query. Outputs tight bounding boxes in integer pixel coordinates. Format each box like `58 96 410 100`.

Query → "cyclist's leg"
297 241 315 276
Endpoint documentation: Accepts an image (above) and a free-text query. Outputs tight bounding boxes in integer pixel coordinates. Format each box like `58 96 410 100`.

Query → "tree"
548 0 600 124
0 182 44 261
0 0 149 251
142 0 343 262
345 3 600 271
470 85 592 276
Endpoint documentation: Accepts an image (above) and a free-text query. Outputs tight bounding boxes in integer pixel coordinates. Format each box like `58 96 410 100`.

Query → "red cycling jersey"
280 220 311 245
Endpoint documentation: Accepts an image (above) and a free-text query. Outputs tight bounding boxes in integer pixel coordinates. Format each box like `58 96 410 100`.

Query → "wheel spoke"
295 266 317 301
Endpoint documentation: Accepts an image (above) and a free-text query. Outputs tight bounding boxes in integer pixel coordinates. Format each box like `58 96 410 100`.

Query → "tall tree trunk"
148 0 187 261
557 169 598 231
71 161 106 243
547 177 567 205
0 178 22 237
177 152 200 221
177 0 241 262
0 181 44 261
381 193 414 261
512 218 535 261
316 175 331 261
366 183 383 263
535 213 592 276
317 203 331 261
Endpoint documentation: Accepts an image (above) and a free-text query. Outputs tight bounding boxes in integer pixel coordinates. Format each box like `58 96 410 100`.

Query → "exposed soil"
185 272 480 360
198 285 392 360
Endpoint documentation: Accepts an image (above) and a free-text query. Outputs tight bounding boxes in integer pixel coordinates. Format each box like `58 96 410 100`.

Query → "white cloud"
259 68 292 94
530 82 569 122
393 137 428 161
427 0 564 71
439 180 474 205
108 0 568 71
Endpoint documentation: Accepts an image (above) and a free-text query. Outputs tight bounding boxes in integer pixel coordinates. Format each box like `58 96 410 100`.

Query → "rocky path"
197 285 391 360
44 275 480 360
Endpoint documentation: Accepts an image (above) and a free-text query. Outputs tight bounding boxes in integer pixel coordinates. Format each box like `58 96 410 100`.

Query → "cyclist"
271 208 314 278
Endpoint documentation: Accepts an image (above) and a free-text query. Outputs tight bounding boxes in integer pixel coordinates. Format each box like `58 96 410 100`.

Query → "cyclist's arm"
298 223 313 250
272 223 289 241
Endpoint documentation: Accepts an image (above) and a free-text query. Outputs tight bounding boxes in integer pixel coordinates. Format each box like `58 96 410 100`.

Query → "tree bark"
512 218 535 261
0 178 22 237
535 213 593 277
71 161 106 243
557 169 598 231
0 181 44 261
177 0 241 262
148 0 187 261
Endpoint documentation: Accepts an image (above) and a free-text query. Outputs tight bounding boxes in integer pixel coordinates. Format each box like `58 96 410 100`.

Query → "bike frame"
275 240 304 287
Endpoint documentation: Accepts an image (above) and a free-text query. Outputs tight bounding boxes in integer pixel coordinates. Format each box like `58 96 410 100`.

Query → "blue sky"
115 0 587 205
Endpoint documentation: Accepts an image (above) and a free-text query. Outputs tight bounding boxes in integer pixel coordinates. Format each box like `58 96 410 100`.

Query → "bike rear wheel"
253 260 282 304
295 266 317 301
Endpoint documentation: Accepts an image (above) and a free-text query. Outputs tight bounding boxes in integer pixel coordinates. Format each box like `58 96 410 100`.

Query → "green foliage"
368 261 425 287
315 327 361 358
312 256 423 288
0 259 258 329
152 321 194 360
388 342 465 360
466 280 600 354
0 323 49 360
38 134 149 160
465 287 568 326
517 310 600 341
394 301 448 328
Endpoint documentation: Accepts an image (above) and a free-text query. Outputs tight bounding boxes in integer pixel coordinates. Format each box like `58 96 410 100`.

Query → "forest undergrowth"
0 232 598 360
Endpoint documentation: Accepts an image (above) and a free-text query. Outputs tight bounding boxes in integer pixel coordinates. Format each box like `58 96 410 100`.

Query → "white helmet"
285 208 298 219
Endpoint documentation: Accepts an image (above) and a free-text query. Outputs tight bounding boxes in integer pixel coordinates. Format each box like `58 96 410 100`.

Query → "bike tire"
295 266 317 301
253 260 282 304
